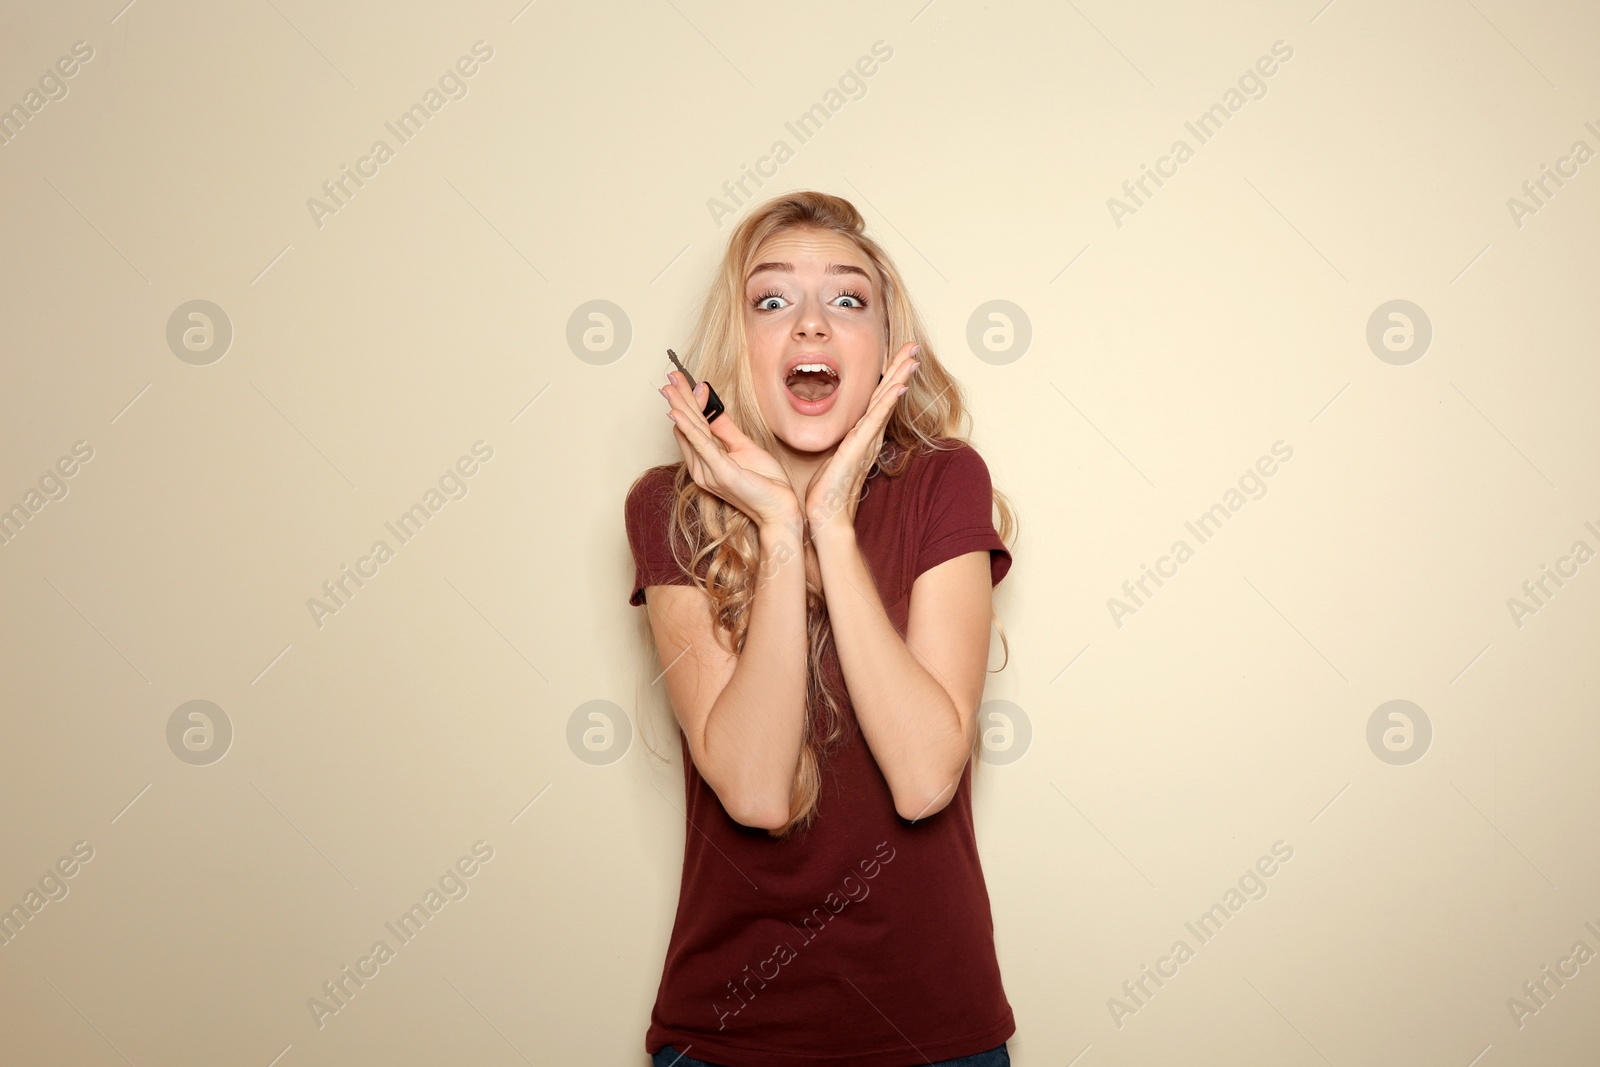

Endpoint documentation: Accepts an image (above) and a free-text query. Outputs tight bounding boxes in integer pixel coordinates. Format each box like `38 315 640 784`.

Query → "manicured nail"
910 344 922 357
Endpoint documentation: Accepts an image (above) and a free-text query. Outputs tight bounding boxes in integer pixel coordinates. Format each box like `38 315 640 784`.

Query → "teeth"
790 363 838 376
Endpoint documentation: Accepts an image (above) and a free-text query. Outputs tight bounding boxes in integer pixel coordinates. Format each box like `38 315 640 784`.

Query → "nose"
792 294 830 340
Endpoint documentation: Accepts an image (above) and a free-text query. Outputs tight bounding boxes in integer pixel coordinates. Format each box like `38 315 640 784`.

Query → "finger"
668 405 722 469
669 420 709 488
670 374 741 459
675 427 724 503
662 371 713 425
867 342 920 406
891 342 921 387
836 355 912 456
826 397 898 493
684 385 760 453
847 381 907 463
681 378 743 444
662 371 705 428
884 341 919 380
665 369 698 405
668 398 740 490
864 359 915 426
662 374 720 448
704 397 753 448
666 370 717 427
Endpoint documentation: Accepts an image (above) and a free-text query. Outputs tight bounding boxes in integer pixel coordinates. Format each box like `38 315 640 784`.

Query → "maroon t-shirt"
625 437 1015 1067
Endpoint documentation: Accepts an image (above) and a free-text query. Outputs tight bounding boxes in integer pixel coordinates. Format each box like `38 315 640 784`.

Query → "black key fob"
700 383 725 423
666 348 724 423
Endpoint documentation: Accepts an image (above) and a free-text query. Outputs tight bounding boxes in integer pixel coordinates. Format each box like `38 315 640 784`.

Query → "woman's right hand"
661 371 800 529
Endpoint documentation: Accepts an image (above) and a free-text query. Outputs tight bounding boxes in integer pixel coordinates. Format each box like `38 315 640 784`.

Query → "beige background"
1 0 1597 1063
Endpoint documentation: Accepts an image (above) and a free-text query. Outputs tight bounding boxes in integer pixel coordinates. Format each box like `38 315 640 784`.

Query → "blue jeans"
652 1042 1009 1067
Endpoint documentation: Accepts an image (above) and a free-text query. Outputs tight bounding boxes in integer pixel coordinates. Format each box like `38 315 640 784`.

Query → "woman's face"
742 227 887 455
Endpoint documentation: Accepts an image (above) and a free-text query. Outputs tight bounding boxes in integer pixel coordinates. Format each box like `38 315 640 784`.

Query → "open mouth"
785 363 840 402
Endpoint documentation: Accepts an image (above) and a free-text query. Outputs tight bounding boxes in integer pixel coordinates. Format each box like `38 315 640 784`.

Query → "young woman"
626 190 1018 1067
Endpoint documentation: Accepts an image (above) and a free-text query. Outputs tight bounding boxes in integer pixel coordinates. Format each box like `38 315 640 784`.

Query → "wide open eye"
753 290 787 310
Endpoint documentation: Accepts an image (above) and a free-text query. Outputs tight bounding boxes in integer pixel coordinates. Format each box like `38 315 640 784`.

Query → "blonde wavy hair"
636 190 1016 838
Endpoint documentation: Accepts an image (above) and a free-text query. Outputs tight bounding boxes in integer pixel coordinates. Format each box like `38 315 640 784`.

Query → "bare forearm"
700 515 809 826
812 526 969 820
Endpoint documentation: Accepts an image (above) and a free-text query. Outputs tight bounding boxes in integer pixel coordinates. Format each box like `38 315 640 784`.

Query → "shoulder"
625 463 681 511
624 463 684 535
879 438 999 528
896 438 1011 584
905 437 995 490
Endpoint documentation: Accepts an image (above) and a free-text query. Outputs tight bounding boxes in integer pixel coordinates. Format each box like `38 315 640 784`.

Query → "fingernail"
910 344 922 357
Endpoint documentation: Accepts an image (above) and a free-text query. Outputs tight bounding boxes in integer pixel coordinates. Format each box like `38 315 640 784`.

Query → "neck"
775 440 839 505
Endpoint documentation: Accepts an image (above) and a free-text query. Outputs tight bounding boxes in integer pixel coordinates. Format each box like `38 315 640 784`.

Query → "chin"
776 420 846 454
764 389 864 450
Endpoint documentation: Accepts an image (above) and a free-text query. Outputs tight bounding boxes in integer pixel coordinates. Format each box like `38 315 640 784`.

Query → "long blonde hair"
636 190 1016 838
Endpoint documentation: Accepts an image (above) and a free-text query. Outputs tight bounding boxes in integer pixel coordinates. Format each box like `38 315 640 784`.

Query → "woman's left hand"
803 341 921 539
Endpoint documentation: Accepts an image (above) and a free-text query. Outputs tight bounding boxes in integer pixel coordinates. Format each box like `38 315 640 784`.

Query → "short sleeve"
624 465 697 606
915 444 1012 588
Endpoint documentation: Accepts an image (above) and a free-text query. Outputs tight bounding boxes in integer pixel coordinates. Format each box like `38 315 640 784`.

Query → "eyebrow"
746 261 873 283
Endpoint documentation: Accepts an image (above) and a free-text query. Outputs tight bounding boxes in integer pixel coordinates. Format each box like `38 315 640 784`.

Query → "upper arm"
901 443 1008 751
640 583 738 782
626 468 764 823
904 549 994 752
